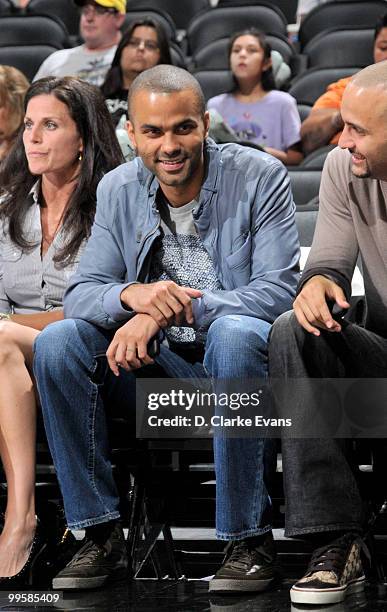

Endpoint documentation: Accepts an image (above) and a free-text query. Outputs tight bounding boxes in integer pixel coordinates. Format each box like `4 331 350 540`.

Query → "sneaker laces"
66 538 106 568
307 533 370 577
222 539 272 572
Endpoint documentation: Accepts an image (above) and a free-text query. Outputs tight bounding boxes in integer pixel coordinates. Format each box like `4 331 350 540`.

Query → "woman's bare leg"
0 321 39 577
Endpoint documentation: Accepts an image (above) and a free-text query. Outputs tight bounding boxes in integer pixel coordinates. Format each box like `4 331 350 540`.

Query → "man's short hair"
128 65 206 120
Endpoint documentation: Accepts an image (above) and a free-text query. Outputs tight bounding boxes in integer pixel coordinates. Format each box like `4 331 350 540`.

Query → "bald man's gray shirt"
300 146 387 337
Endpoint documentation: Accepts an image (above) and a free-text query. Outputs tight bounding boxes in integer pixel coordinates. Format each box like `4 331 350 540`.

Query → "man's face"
127 89 209 192
374 27 387 63
339 82 387 180
80 1 123 50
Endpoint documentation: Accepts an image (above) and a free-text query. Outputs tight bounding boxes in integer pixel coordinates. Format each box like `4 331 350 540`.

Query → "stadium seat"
187 4 287 55
289 170 321 208
194 70 234 102
295 207 319 251
299 0 387 49
0 0 16 13
0 14 69 48
303 27 374 69
297 103 312 122
0 45 57 81
27 0 80 37
299 145 336 170
193 33 295 70
218 0 297 25
126 0 210 31
170 42 187 69
123 8 177 41
289 66 359 106
0 44 57 81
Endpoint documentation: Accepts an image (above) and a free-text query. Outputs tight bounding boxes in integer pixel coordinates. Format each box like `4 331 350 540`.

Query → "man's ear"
126 120 137 150
203 110 210 139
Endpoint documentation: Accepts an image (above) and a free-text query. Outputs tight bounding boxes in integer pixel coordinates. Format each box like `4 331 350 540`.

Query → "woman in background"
0 76 123 585
208 29 303 165
0 66 29 162
102 17 172 127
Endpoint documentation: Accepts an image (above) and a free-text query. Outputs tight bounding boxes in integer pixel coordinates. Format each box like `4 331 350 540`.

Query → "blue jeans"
33 315 272 539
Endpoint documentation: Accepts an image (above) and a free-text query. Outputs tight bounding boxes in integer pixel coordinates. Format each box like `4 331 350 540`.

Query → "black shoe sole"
52 567 129 591
209 576 275 593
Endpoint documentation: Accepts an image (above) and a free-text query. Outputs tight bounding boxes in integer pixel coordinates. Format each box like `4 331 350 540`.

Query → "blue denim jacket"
64 139 300 329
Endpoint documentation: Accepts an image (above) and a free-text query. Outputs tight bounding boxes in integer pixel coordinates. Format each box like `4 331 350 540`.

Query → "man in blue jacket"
34 66 299 591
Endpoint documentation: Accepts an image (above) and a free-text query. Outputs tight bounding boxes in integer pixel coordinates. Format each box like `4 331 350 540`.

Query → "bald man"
269 61 387 606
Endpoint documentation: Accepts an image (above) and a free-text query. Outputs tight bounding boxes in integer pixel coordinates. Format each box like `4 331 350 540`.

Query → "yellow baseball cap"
75 0 127 15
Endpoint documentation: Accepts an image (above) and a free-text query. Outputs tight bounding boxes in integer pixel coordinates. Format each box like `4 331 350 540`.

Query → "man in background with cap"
34 0 126 86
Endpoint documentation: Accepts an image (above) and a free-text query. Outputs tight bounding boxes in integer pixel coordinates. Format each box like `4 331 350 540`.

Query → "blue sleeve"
192 162 300 327
63 180 135 329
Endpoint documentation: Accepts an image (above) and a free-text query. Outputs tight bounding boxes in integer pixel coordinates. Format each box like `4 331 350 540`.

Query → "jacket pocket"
226 231 252 269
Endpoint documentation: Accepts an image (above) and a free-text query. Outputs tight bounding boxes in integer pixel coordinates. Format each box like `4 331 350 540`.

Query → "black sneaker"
290 532 367 605
52 523 128 590
209 531 277 593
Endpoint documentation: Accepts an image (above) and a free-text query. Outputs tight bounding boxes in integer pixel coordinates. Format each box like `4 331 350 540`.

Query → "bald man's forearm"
301 109 344 155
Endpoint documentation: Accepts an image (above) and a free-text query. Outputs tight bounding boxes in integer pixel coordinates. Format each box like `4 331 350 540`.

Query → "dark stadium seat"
289 170 321 208
27 0 80 37
297 103 312 122
0 45 56 81
123 8 177 41
299 145 336 170
289 66 359 106
295 206 319 250
193 32 295 71
187 4 287 55
194 69 234 102
0 0 16 13
303 27 374 69
170 42 187 69
218 0 298 25
0 14 69 48
299 0 387 49
126 0 210 31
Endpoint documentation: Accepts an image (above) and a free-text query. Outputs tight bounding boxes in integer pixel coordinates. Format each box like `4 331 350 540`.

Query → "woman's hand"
106 314 161 376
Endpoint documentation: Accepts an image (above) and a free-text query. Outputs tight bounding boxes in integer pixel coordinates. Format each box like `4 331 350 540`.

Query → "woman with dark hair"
208 29 303 165
102 18 172 127
0 76 123 585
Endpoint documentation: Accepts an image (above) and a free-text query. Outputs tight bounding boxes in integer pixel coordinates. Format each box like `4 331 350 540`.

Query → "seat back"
299 144 336 170
194 69 234 102
299 0 387 49
218 0 297 24
125 0 210 31
187 4 287 55
193 32 295 70
123 8 177 41
289 169 322 208
0 13 69 48
295 207 319 250
0 0 16 13
0 45 56 81
27 0 80 36
303 27 374 69
289 66 359 105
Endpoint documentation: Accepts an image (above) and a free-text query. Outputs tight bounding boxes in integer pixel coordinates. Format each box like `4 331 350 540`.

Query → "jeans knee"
34 319 80 372
207 315 270 353
205 315 270 378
